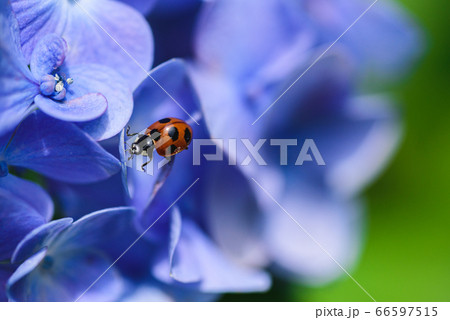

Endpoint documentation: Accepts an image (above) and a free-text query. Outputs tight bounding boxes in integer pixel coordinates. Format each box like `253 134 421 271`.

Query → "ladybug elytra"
127 117 193 170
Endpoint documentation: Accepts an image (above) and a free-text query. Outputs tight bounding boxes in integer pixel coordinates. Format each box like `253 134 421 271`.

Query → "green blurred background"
223 0 450 302
302 0 450 302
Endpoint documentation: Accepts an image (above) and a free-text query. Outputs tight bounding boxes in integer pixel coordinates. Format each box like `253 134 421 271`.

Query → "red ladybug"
127 117 193 170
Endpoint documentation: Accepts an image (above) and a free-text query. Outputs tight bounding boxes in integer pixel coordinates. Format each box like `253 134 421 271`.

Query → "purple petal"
188 65 261 163
49 175 126 220
29 34 67 80
34 93 107 122
50 207 136 253
167 208 201 283
120 284 172 302
0 174 53 221
119 0 157 15
262 183 363 284
319 95 402 197
0 1 39 136
12 218 73 264
7 248 47 301
7 207 137 301
194 0 309 80
153 209 271 293
151 0 200 15
10 0 67 63
4 111 121 183
12 0 154 91
204 161 268 267
310 0 423 78
255 49 354 129
8 247 125 302
130 59 201 131
69 64 133 140
64 0 153 90
0 264 15 301
0 175 52 260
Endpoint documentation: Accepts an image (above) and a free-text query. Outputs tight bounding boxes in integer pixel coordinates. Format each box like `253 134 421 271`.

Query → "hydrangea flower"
44 60 271 300
10 0 153 91
0 175 53 262
0 173 53 301
0 0 422 302
0 110 120 301
124 61 270 293
6 207 139 301
186 0 421 283
0 2 134 140
0 111 120 182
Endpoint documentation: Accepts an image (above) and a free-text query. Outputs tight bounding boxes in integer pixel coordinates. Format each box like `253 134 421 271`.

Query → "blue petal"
8 207 137 301
64 0 154 90
252 51 398 196
0 175 52 260
34 93 107 122
0 263 15 301
0 193 45 261
130 59 201 131
203 161 268 267
0 0 39 136
49 175 126 220
153 208 271 293
70 64 133 140
8 247 125 302
50 207 136 253
7 247 47 301
188 65 260 163
167 207 201 283
312 95 401 197
262 54 401 197
150 0 200 15
119 129 130 198
261 183 363 285
12 0 154 91
12 218 73 264
120 283 172 302
309 0 423 79
194 0 310 80
3 111 121 183
10 0 68 63
0 174 53 221
253 48 354 129
124 59 207 215
29 34 67 80
119 0 157 15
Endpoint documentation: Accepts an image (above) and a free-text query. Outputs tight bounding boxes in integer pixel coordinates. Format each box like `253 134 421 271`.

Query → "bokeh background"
220 0 450 302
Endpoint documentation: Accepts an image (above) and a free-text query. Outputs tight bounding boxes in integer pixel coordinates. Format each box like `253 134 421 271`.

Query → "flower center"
39 72 74 101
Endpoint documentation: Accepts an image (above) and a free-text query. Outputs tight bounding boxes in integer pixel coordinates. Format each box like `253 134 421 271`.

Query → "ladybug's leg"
126 125 138 137
141 152 153 171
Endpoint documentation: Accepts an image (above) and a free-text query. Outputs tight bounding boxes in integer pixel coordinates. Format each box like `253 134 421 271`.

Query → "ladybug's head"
130 143 141 155
129 134 154 158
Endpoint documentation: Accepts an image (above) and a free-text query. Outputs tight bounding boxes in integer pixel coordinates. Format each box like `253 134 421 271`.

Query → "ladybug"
127 117 193 170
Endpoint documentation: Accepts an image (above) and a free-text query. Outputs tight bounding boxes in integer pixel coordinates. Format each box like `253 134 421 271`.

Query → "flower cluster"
0 0 420 301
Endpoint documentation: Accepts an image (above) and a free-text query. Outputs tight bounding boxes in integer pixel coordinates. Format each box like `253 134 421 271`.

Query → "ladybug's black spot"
184 128 192 144
150 129 161 141
159 118 171 123
166 144 177 155
168 126 179 141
